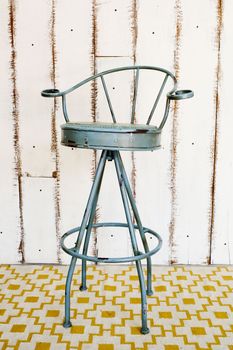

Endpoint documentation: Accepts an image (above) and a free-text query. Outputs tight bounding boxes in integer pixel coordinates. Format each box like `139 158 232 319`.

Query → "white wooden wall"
0 0 232 265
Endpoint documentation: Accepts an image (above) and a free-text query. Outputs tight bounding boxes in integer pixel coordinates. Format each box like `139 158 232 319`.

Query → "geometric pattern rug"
0 264 233 350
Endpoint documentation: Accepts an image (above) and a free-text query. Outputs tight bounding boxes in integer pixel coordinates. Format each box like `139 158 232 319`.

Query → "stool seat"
61 121 161 151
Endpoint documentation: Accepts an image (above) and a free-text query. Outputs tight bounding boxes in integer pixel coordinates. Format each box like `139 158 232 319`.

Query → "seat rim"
61 121 159 134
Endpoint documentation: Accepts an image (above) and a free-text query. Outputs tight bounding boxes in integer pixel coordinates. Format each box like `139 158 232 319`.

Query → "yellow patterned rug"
0 265 233 349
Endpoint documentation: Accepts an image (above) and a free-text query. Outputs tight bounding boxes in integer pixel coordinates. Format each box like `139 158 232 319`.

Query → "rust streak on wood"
131 0 138 62
91 0 97 127
50 0 61 263
8 0 25 263
208 0 223 265
169 0 182 265
91 0 99 259
130 0 138 207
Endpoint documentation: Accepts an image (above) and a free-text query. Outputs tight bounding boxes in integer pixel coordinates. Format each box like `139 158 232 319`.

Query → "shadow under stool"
42 65 193 334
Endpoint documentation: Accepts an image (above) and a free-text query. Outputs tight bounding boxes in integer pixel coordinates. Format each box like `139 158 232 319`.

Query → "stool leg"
114 152 149 334
74 150 108 251
80 155 106 291
63 256 77 328
116 152 153 296
63 150 107 328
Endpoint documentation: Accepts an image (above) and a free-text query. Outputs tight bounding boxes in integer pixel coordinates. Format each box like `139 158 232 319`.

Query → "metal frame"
41 65 194 335
41 65 193 130
61 150 163 334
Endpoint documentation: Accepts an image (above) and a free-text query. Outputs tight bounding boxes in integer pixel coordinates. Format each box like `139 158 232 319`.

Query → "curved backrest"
42 65 183 130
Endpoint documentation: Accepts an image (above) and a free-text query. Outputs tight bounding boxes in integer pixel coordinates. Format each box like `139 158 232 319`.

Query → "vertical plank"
15 0 59 263
96 0 133 57
50 0 61 263
56 0 94 264
94 0 135 261
95 57 134 260
16 0 55 177
23 178 58 263
212 0 233 263
135 0 176 264
0 0 21 263
169 0 218 264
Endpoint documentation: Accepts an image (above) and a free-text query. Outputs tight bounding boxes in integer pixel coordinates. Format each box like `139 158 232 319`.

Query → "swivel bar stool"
42 65 193 334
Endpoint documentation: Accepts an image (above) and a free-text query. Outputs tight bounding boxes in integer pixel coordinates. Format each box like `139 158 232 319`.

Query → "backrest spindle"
146 73 169 125
131 67 140 124
100 75 117 123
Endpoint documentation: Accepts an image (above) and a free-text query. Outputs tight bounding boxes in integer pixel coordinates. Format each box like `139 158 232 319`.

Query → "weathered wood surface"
94 0 134 261
0 0 21 263
56 0 94 264
135 0 176 264
0 0 231 265
168 0 220 264
211 0 233 264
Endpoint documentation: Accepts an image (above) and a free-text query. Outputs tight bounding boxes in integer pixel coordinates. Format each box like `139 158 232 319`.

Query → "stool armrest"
159 89 194 130
41 88 62 97
167 89 194 100
41 89 70 122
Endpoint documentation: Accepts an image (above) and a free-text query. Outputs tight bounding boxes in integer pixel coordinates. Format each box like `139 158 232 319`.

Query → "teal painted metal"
61 222 162 263
116 151 153 295
147 73 169 125
60 150 162 334
61 122 161 151
131 67 140 123
41 65 178 99
42 66 193 151
100 75 117 123
41 65 193 334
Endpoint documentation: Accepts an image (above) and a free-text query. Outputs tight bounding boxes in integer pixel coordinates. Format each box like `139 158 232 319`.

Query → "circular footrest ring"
61 222 162 263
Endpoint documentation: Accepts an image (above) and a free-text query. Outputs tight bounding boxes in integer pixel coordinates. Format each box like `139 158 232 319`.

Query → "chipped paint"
50 0 61 264
208 0 223 265
169 0 182 264
8 0 25 263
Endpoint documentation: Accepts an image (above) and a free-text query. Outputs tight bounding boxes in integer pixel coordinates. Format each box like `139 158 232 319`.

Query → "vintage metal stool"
42 66 193 334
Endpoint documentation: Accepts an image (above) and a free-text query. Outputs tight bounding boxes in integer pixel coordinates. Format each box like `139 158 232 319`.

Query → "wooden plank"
95 57 134 261
16 0 55 177
55 0 94 264
135 0 176 264
23 178 58 263
93 0 135 261
96 0 133 57
211 0 233 264
169 0 218 264
14 0 61 263
0 0 21 263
